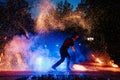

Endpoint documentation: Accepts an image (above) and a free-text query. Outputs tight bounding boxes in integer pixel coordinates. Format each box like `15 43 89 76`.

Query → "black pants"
52 48 70 69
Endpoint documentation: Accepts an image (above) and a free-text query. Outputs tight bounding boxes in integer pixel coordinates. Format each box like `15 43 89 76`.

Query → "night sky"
0 0 80 7
24 0 81 8
51 0 81 9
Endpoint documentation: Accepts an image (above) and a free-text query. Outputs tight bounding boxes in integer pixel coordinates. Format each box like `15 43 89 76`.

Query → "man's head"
71 35 79 41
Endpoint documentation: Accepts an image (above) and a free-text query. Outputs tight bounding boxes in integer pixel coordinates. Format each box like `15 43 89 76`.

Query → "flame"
96 58 103 64
109 60 119 68
72 62 120 72
91 53 119 68
112 64 119 68
72 64 87 71
91 54 103 64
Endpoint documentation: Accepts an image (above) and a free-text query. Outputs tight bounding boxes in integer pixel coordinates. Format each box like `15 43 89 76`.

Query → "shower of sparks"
35 0 92 33
35 0 64 33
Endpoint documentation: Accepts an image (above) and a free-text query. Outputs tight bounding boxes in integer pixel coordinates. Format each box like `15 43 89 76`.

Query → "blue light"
56 44 59 47
29 31 90 71
44 44 47 48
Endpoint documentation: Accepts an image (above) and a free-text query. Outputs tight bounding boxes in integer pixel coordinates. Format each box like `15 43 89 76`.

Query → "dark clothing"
60 38 74 57
52 37 74 70
61 38 74 49
52 55 70 70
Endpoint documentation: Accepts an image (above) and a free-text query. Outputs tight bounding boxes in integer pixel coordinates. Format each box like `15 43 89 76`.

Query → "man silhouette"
51 35 79 71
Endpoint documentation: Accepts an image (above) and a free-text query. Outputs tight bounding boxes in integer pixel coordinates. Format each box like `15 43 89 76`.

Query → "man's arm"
71 46 75 52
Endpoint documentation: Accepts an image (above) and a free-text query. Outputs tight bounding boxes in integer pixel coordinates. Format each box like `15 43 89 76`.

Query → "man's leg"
52 57 65 70
66 55 71 70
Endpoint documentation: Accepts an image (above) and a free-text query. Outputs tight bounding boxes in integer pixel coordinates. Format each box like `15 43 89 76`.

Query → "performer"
51 34 79 71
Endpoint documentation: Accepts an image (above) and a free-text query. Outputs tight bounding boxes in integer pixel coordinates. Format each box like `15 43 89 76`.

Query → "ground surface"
0 62 120 80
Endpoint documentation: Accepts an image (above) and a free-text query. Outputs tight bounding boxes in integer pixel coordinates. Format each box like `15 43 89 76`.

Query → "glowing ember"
112 64 119 68
109 61 119 68
91 54 103 64
72 64 87 71
95 58 103 64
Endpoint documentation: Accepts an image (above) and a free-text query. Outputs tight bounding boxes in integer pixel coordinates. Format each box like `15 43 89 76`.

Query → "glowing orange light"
72 64 87 71
91 54 95 58
112 64 119 68
96 58 103 64
91 53 119 68
0 53 3 62
91 54 103 64
0 57 1 62
4 36 7 40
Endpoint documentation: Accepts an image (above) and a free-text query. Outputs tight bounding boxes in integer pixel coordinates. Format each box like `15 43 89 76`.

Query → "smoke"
1 35 30 70
0 33 68 71
63 11 92 32
0 0 91 71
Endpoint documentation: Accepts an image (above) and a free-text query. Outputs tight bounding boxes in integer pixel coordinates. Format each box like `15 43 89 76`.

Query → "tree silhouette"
55 0 87 34
85 0 120 63
55 0 73 18
0 0 34 53
7 0 34 37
